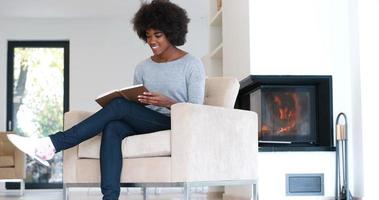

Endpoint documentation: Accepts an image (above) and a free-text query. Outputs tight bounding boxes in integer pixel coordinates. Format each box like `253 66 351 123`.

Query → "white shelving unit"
204 0 251 80
204 0 223 77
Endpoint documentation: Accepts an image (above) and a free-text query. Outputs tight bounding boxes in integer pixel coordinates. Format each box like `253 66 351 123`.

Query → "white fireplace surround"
222 0 365 199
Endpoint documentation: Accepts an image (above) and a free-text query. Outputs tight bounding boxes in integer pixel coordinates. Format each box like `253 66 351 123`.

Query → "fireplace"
236 75 334 151
251 85 317 143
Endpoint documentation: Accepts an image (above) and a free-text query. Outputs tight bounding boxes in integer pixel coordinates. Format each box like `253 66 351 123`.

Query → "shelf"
207 0 223 77
209 8 222 26
210 43 223 59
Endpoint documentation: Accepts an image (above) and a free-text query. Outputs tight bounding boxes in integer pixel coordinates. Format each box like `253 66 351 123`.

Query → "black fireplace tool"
335 112 352 200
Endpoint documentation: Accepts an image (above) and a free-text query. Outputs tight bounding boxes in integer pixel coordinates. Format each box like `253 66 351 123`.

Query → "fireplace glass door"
250 85 317 144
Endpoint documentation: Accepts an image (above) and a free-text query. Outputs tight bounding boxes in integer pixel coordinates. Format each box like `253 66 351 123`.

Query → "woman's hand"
138 92 176 108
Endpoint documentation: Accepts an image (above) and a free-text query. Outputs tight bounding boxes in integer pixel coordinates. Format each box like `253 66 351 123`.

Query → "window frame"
6 40 70 189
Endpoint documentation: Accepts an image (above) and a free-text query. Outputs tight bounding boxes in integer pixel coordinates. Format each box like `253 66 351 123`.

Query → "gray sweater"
133 54 205 116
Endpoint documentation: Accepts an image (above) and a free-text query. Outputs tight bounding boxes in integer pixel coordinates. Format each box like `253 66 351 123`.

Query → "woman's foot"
6 134 56 167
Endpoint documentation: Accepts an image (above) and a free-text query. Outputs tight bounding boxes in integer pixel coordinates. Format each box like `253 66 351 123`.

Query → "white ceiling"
0 0 207 19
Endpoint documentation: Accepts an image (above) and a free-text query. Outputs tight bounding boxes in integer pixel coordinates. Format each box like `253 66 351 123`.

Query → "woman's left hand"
137 92 176 108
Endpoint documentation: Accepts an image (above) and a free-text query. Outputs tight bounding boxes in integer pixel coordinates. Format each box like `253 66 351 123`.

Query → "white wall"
246 0 362 198
222 0 251 80
0 1 209 131
358 0 379 199
259 152 335 199
0 18 148 131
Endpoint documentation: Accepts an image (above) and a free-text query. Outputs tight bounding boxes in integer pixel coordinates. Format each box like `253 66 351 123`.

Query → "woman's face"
145 28 173 56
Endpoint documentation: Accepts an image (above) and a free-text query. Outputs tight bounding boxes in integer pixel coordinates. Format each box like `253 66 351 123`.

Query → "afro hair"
132 0 190 46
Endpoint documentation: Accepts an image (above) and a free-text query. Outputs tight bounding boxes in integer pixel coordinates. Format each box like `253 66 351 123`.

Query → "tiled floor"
0 189 61 200
0 187 222 200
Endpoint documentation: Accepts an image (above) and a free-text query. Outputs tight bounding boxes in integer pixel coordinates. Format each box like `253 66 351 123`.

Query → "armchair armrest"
63 110 93 183
0 133 25 179
14 148 25 179
170 103 258 182
64 110 94 130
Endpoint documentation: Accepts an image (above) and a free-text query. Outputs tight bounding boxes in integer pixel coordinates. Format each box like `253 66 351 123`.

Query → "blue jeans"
49 98 171 200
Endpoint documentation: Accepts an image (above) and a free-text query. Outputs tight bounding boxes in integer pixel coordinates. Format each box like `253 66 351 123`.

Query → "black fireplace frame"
236 75 335 152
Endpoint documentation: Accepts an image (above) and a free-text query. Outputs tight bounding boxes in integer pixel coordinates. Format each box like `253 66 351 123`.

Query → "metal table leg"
143 187 147 200
183 183 190 200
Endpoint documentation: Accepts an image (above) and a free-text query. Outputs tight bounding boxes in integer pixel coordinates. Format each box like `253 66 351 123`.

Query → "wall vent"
286 173 324 196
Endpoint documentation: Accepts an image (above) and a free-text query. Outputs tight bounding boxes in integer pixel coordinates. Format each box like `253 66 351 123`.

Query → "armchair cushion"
204 77 240 108
124 130 171 158
77 130 171 159
77 136 101 159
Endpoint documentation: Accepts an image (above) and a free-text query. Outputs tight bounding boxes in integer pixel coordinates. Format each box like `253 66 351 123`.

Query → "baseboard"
324 196 362 200
329 197 362 200
223 195 362 200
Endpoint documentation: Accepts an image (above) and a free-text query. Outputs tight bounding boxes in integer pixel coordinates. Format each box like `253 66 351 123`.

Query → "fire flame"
261 92 300 135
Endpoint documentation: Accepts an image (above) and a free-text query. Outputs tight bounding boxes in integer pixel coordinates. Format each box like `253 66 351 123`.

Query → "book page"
119 84 144 91
96 89 119 99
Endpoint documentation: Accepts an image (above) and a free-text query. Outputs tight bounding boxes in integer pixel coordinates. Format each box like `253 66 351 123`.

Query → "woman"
7 0 205 199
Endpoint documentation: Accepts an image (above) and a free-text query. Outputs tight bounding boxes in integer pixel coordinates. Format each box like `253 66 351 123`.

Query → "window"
6 41 69 188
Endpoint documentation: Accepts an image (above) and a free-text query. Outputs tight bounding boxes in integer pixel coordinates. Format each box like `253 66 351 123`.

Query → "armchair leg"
183 183 190 200
142 187 147 200
20 180 25 196
63 183 69 200
252 183 258 200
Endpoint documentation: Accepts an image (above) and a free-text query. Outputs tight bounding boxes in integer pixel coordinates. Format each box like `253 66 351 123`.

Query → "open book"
95 84 148 107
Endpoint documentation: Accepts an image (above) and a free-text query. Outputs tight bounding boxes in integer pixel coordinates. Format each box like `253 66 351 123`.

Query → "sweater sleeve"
133 64 143 85
187 58 206 104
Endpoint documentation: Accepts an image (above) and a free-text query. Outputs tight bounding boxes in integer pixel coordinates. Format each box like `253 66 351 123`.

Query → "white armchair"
63 77 258 200
0 132 25 195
